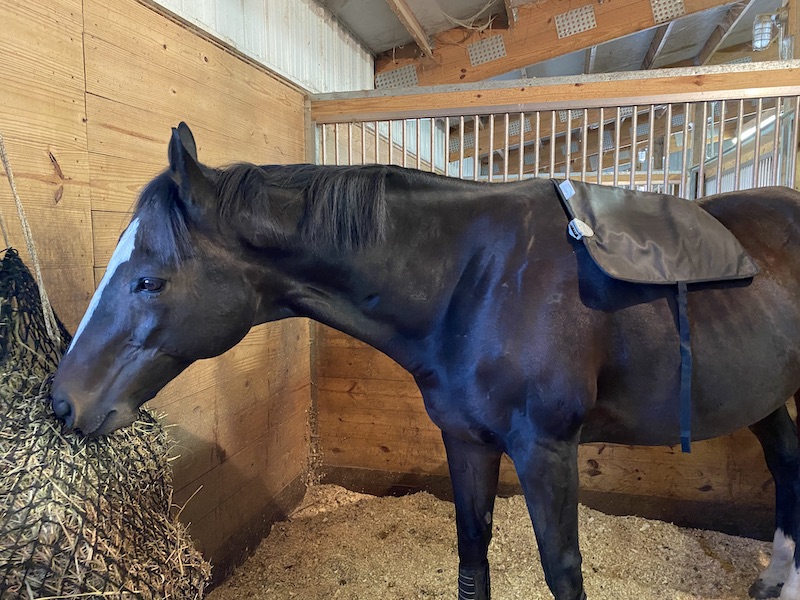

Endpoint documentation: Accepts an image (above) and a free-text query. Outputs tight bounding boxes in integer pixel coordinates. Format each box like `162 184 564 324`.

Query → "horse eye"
134 277 166 294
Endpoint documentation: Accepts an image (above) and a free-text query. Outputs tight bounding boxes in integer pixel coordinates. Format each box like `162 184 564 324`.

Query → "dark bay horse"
52 123 800 600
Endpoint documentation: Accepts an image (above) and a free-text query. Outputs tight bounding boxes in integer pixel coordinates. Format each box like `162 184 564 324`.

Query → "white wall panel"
155 0 373 93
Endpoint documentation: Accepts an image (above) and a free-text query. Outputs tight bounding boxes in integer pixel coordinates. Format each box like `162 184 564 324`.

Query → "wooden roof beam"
641 23 673 69
695 0 754 65
375 0 740 86
503 0 518 28
384 0 433 59
584 46 597 74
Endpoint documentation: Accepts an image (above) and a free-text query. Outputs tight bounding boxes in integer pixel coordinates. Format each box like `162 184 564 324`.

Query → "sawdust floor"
206 484 771 599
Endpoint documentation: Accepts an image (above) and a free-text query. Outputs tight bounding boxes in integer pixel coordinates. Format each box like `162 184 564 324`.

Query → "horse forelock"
214 163 393 253
134 172 193 265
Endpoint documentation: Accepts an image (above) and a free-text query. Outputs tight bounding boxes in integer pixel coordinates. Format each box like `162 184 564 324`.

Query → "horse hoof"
749 579 783 599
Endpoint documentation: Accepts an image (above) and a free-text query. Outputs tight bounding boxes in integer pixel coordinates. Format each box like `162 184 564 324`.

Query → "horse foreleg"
748 405 799 599
509 434 585 600
442 431 503 600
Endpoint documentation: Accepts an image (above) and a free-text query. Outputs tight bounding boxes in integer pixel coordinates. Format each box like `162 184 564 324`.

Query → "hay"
0 248 211 599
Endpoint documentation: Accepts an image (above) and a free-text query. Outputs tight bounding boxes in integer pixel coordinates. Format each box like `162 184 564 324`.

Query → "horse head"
51 123 267 436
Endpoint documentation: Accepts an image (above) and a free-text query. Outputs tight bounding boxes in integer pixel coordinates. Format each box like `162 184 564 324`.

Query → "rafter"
695 0 754 65
384 0 433 58
641 23 673 70
503 0 518 28
584 46 597 75
375 0 739 86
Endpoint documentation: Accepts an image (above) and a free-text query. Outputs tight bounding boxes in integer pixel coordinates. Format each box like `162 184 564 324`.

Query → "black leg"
510 435 585 600
749 405 799 599
442 431 503 600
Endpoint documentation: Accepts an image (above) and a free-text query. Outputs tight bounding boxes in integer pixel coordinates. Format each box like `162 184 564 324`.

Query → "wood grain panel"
0 0 94 331
312 65 800 123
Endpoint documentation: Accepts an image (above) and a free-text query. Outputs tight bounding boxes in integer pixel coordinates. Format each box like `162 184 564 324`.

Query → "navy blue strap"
677 281 692 453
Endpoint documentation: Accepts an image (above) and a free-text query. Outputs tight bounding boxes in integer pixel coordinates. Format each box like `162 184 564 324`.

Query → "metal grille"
317 97 800 199
375 65 418 89
467 36 507 67
555 5 597 39
650 0 685 24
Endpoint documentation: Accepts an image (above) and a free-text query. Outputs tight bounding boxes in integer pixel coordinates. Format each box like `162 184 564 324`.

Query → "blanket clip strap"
677 281 692 453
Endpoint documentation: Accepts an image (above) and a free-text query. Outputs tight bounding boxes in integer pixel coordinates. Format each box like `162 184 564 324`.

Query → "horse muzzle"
50 377 140 437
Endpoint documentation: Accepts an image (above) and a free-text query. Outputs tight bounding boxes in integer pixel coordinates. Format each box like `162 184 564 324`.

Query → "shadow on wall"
167 425 307 587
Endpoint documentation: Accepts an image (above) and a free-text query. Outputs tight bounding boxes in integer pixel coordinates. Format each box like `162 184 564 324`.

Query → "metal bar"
734 100 744 190
321 124 328 165
488 115 495 182
374 121 379 163
714 100 725 194
771 98 782 186
663 104 672 192
431 117 436 173
613 106 622 187
581 108 588 182
444 117 451 176
549 111 556 178
458 116 465 179
753 98 764 187
347 122 353 165
334 123 340 165
646 105 655 191
388 120 394 165
518 112 525 180
597 107 604 184
534 112 541 178
360 122 366 165
565 110 573 180
630 105 638 190
679 103 690 198
402 120 407 168
791 97 800 188
697 102 708 198
415 119 422 169
474 115 480 181
503 113 510 182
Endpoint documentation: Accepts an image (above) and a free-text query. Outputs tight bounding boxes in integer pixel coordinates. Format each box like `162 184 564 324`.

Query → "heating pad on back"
554 179 759 285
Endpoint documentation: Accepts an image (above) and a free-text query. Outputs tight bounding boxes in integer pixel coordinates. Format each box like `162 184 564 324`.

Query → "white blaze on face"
67 218 141 355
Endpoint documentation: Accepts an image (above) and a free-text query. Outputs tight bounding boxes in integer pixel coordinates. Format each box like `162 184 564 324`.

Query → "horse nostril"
52 394 75 429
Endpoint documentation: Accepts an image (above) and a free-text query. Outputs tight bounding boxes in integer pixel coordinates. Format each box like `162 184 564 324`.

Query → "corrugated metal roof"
155 0 374 93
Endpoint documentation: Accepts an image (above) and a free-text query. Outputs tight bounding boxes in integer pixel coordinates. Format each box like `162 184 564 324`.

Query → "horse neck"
264 175 543 371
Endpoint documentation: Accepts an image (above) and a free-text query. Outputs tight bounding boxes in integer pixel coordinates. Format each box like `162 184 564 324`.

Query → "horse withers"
52 123 800 600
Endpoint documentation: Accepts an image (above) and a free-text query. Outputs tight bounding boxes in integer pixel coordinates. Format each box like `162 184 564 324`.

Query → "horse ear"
176 121 198 161
168 123 210 215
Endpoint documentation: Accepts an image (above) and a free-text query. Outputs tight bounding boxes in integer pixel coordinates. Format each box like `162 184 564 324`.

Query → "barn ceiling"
317 0 787 86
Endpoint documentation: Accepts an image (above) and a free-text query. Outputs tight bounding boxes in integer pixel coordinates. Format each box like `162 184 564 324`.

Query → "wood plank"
174 409 310 526
384 0 433 58
91 210 132 267
311 64 800 123
0 0 94 332
374 0 740 85
83 0 304 162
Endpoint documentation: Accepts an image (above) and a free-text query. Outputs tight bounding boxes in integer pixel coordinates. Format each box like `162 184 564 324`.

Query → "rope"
0 132 61 346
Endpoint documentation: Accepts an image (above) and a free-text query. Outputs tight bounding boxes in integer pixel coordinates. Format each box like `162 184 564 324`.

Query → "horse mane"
136 162 436 261
135 173 193 264
214 163 393 253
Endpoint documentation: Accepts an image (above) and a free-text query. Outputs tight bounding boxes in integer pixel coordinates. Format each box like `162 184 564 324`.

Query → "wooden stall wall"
2 0 313 582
